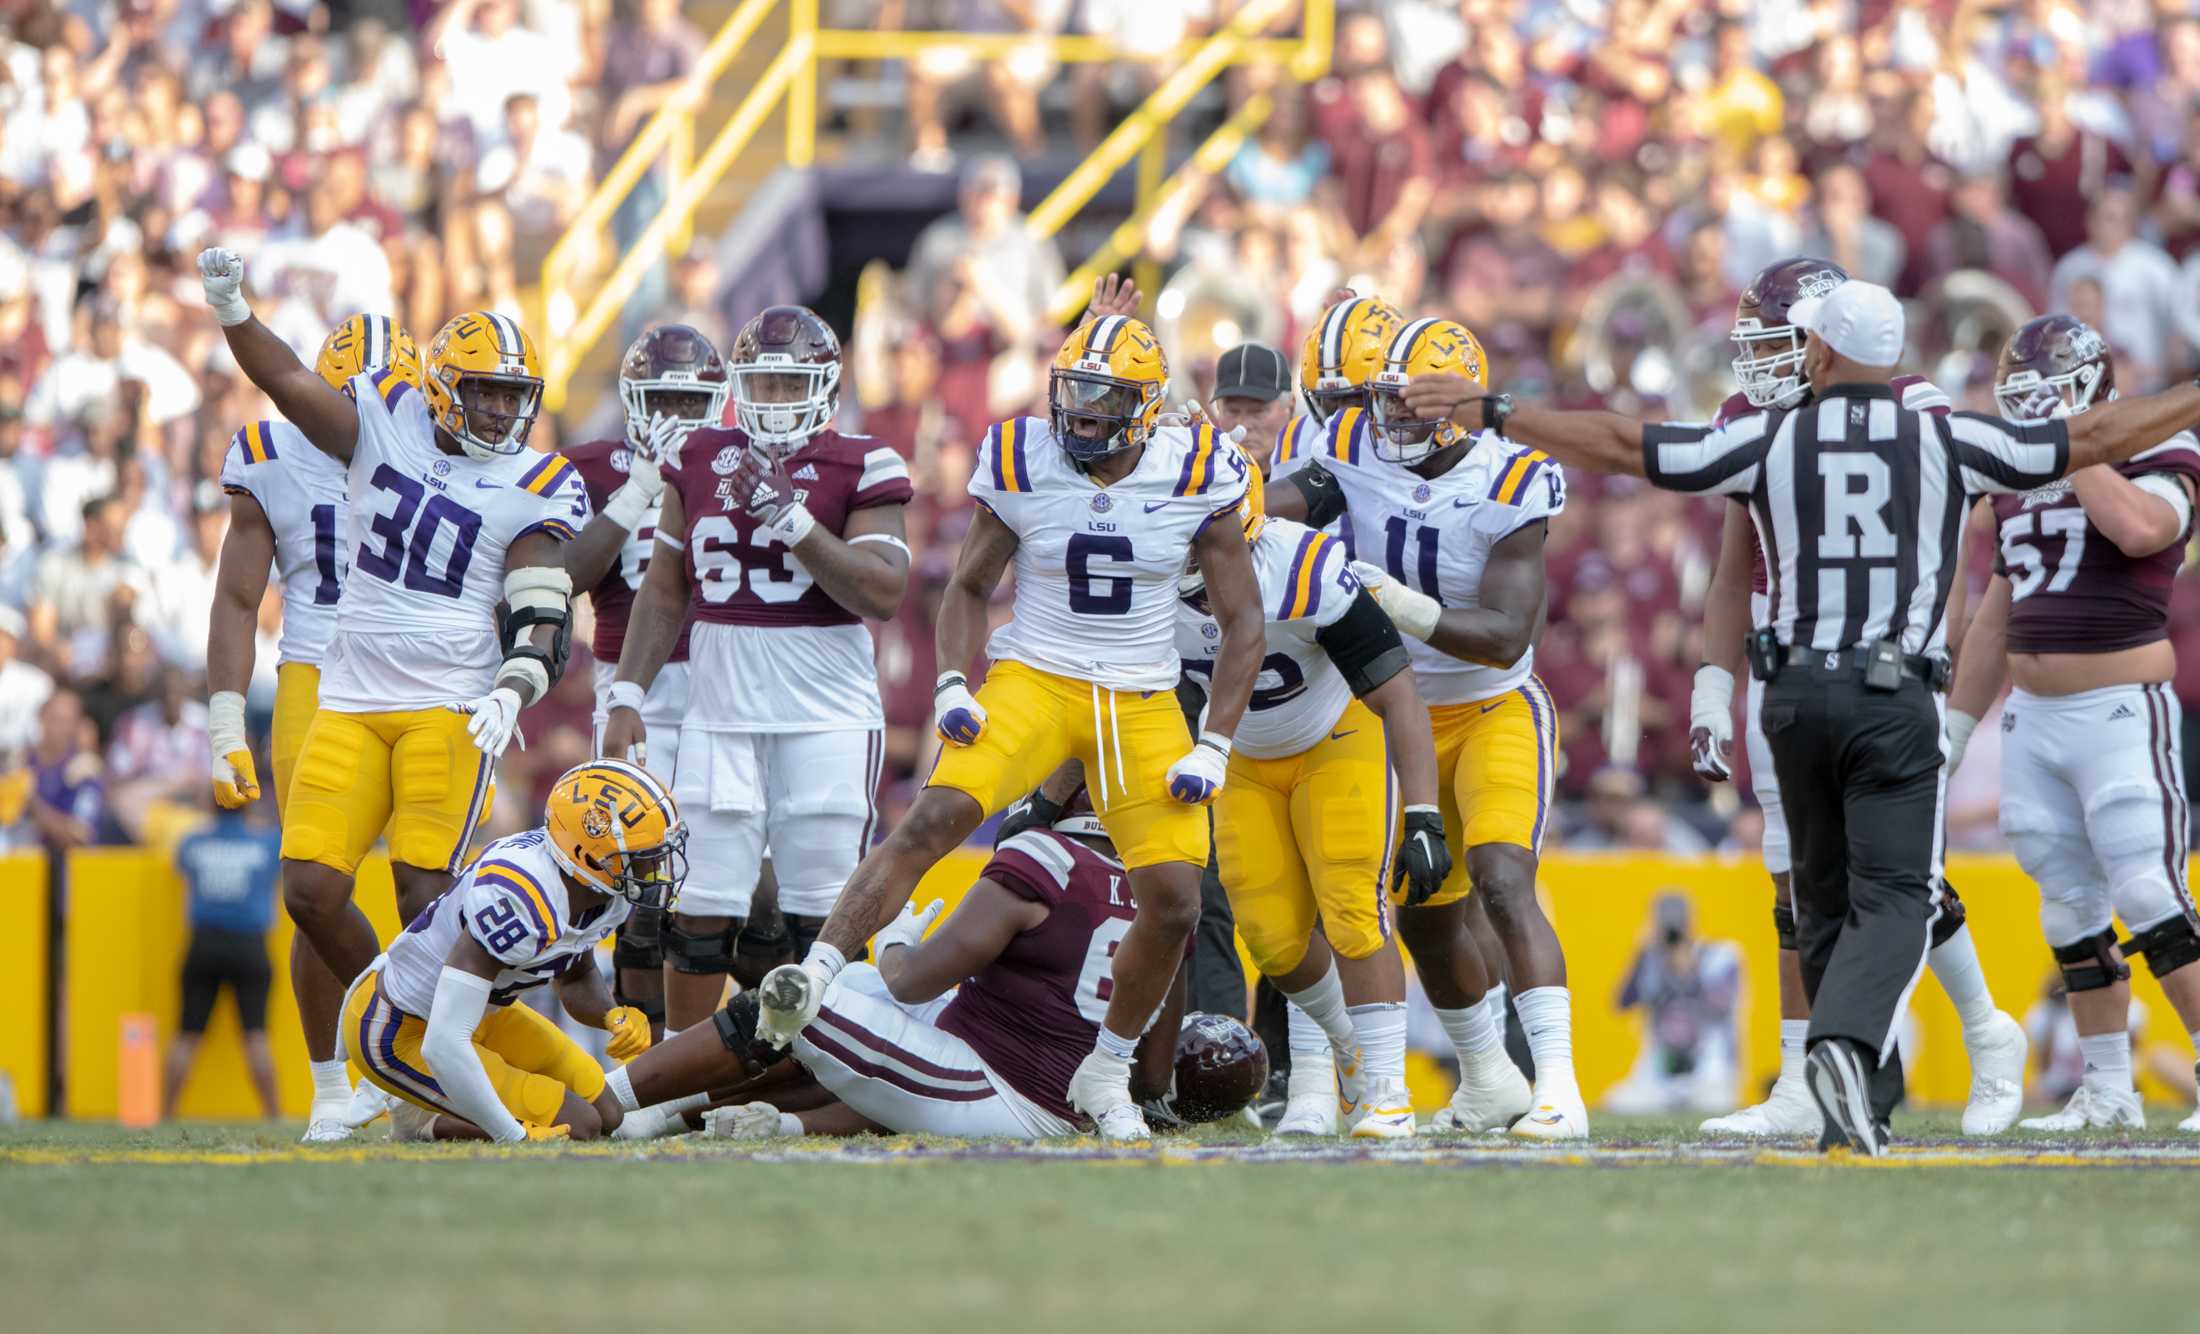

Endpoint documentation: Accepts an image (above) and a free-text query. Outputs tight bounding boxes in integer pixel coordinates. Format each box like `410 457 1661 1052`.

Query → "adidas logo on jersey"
2109 703 2137 721
792 463 819 481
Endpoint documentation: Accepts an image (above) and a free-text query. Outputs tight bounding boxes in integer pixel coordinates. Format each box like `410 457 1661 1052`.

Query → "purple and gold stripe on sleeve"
370 367 412 409
1488 449 1550 505
237 420 277 464
987 419 1029 493
475 860 559 947
1174 423 1220 497
1274 416 1308 468
1326 407 1365 466
518 518 580 543
1276 529 1332 621
519 452 575 496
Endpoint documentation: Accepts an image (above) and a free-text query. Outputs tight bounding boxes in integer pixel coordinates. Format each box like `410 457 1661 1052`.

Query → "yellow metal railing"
538 0 1333 410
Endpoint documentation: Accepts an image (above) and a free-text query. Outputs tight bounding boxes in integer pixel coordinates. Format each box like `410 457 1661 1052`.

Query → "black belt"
1776 644 1950 691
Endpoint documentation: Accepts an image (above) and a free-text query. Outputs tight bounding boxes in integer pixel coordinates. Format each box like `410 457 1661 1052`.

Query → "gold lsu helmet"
1368 316 1487 465
544 759 688 912
1050 315 1167 464
315 314 419 394
422 310 544 460
1300 295 1402 426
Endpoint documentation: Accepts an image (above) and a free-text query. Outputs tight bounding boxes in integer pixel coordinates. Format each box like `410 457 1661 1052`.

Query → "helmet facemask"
1368 377 1455 464
1729 318 1809 409
621 378 727 453
733 359 839 457
448 371 543 460
1050 368 1156 463
1994 363 2110 422
600 820 688 913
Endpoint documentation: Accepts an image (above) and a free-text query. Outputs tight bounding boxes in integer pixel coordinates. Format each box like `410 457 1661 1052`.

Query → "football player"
1688 258 2028 1138
341 759 679 1142
608 784 1184 1140
751 313 1264 1140
564 323 729 1038
1948 315 2200 1132
199 248 593 1136
205 313 417 1140
1175 475 1449 1137
1268 294 1402 481
1268 317 1572 1137
602 306 913 1049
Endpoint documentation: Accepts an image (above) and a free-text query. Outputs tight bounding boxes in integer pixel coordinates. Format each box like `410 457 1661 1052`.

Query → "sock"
1285 1000 1333 1056
1280 965 1355 1056
1513 986 1578 1095
1435 993 1504 1065
1777 1019 1809 1086
1095 1026 1138 1061
310 1059 351 1107
606 1066 640 1113
1488 981 1509 1021
1347 1002 1407 1084
2079 1031 2133 1093
664 1091 712 1117
1930 926 1996 1035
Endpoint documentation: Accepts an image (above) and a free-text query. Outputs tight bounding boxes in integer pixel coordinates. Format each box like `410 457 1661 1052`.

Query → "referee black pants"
1761 671 1946 1123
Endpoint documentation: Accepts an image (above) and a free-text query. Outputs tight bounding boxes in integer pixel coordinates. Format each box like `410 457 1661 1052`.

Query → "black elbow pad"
1285 463 1349 529
1317 589 1411 696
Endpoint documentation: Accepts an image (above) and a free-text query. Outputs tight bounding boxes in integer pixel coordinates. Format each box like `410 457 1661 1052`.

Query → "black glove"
996 788 1065 842
1392 805 1451 907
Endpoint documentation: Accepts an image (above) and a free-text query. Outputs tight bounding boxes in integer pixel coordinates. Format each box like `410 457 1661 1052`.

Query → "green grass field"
7 1117 2197 1334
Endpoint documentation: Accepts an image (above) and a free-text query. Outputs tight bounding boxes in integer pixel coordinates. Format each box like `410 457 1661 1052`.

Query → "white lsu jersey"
379 827 629 1016
1319 408 1564 705
1176 517 1360 758
1268 411 1324 482
317 368 593 712
218 417 350 666
971 416 1252 691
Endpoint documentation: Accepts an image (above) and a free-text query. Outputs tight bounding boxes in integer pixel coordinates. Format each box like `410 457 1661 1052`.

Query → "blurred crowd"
7 0 2200 862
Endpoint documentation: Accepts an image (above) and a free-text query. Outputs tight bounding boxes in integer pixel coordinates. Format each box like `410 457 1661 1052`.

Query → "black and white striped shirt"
1643 384 2069 656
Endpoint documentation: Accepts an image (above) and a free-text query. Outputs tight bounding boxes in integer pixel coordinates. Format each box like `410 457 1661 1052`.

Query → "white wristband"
765 501 816 546
1196 729 1233 760
606 679 646 714
208 690 248 754
601 479 655 530
210 292 251 327
1689 664 1735 731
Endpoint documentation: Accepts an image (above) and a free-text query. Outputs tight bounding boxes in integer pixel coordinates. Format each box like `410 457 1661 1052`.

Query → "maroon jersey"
1990 432 2200 655
662 426 913 628
937 829 1138 1124
1713 376 1951 596
565 438 690 664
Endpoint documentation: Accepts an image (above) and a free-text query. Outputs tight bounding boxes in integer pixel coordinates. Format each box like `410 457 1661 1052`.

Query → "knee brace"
614 904 665 973
2126 914 2200 979
731 914 794 990
1929 881 1968 949
1771 901 1797 951
664 916 744 975
2051 927 2131 993
710 991 777 1068
786 913 827 960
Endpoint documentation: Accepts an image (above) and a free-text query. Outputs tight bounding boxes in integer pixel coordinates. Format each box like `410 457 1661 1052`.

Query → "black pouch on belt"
1862 638 1904 691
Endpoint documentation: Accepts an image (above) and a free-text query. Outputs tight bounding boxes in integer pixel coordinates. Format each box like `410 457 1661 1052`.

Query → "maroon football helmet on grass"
1168 1013 1270 1124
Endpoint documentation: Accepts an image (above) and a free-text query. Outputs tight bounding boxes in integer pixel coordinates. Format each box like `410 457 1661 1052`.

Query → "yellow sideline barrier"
31 849 2200 1119
0 852 49 1117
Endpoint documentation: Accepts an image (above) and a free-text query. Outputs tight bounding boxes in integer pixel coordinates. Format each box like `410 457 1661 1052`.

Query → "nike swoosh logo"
1479 701 1504 714
1453 497 1477 507
474 479 499 489
1144 502 1170 513
1328 729 1357 740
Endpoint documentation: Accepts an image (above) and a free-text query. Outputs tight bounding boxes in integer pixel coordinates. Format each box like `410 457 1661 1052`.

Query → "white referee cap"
1785 281 1904 368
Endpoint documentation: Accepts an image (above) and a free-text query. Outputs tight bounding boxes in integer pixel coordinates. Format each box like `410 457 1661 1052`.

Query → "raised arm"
2065 383 2200 472
207 491 275 808
197 249 360 462
1401 374 1647 476
2069 465 2191 558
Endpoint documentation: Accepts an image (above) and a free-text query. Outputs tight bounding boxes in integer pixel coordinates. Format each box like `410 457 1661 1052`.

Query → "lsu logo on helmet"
1300 295 1402 426
1367 317 1488 465
315 314 420 395
422 310 544 460
545 759 688 911
1049 316 1167 464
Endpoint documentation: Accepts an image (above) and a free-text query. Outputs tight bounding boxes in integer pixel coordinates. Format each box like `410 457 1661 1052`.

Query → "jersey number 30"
357 465 481 598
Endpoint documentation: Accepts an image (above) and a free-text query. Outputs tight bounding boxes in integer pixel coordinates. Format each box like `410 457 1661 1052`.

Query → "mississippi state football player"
200 250 593 1140
754 313 1264 1141
1948 315 2200 1132
1689 257 2028 1138
1268 317 1569 1137
565 323 729 1037
207 313 417 1140
610 785 1186 1140
602 306 913 1055
343 759 680 1142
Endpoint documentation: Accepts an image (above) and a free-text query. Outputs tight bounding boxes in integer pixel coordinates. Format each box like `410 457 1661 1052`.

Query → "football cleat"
1333 1043 1367 1122
1959 1010 2029 1136
1699 1076 1823 1138
1275 1051 1338 1136
386 1100 436 1144
1430 1053 1532 1133
1348 1080 1416 1139
300 1115 354 1145
1069 1050 1150 1142
342 1079 393 1129
755 962 827 1048
1805 1039 1884 1157
1509 1088 1590 1141
2019 1081 2144 1132
705 1102 790 1140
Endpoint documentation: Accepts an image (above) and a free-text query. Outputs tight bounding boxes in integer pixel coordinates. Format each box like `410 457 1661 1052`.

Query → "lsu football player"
1687 258 2026 1139
206 313 418 1140
753 312 1264 1140
200 247 593 1134
1266 294 1402 480
1174 475 1450 1137
1268 317 1576 1138
341 759 679 1142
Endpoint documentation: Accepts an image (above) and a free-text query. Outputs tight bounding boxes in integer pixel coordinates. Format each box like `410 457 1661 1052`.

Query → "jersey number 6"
1067 533 1133 615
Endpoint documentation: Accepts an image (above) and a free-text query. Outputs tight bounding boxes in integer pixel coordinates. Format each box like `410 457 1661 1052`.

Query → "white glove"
449 686 524 760
873 899 944 956
1174 400 1247 444
1945 709 1980 774
208 689 258 808
601 416 673 528
197 247 251 326
704 1102 796 1140
1348 559 1440 641
933 671 987 746
1166 730 1231 805
1689 664 1736 783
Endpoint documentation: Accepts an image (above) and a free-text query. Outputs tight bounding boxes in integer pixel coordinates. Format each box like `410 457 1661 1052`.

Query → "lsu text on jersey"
928 416 1251 869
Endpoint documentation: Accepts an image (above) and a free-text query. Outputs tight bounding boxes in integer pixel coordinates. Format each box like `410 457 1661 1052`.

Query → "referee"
1403 281 2200 1154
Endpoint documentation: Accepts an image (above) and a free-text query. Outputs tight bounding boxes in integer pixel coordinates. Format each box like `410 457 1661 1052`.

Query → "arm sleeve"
462 873 555 966
1641 414 1773 495
1283 460 1349 528
1314 586 1412 696
420 967 529 1143
1945 412 2071 496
